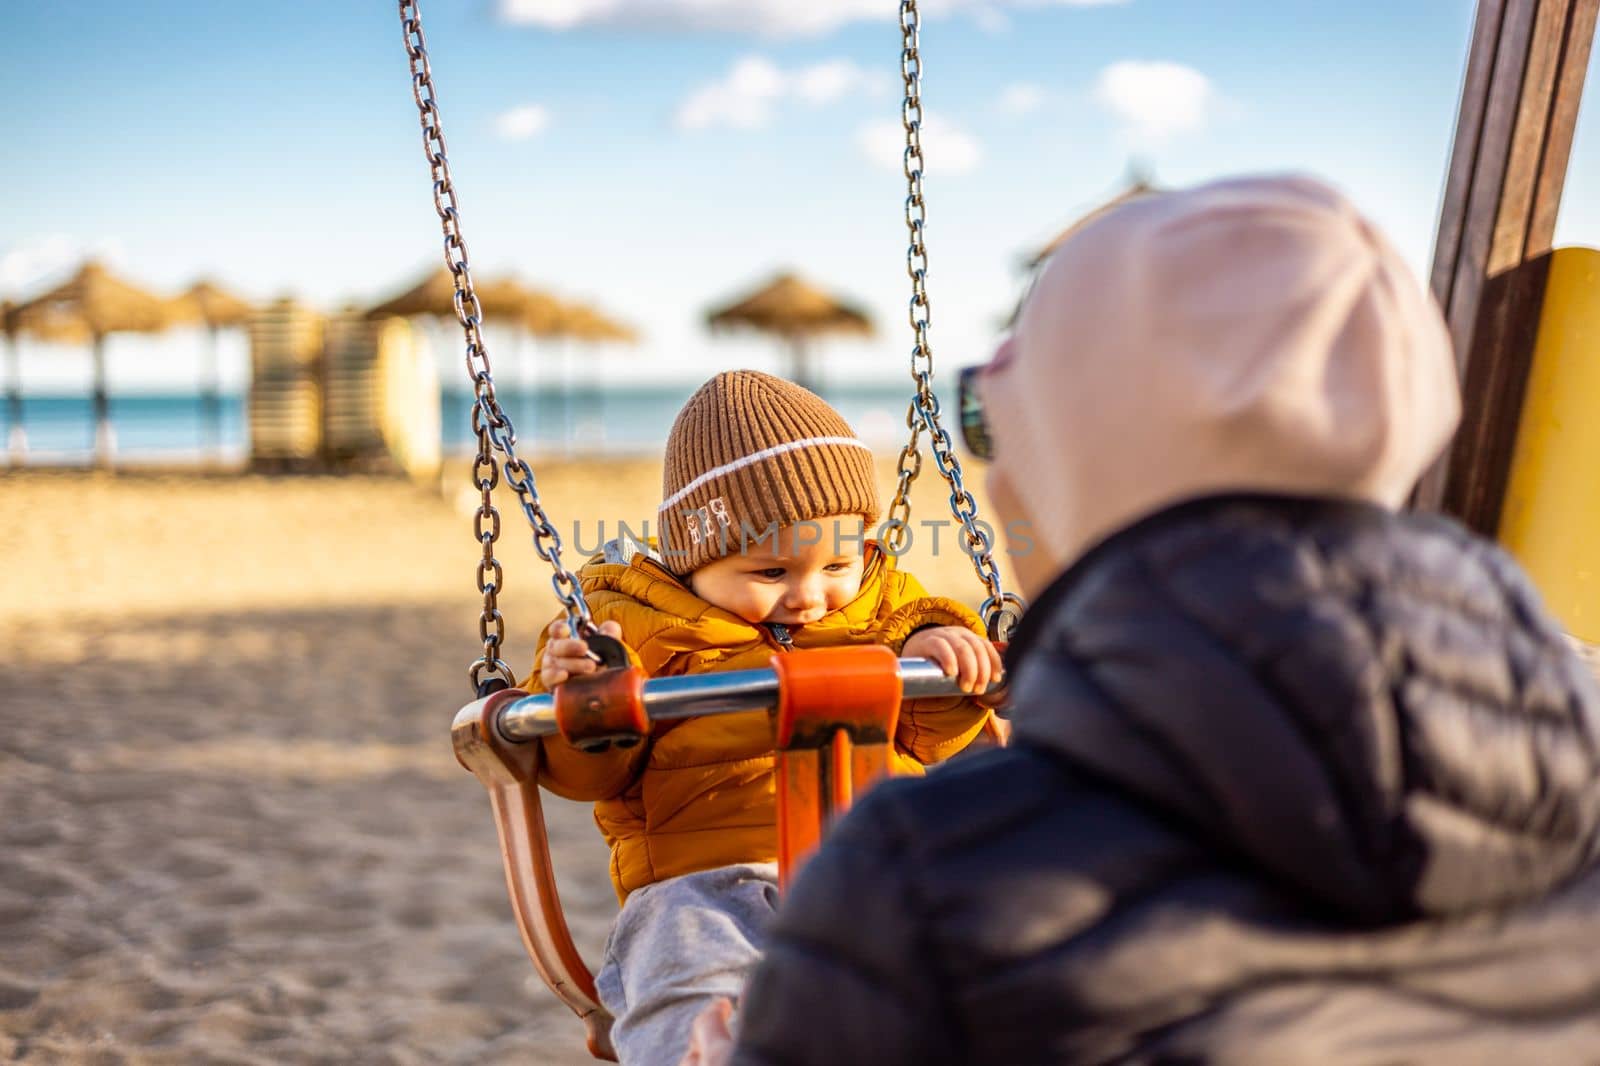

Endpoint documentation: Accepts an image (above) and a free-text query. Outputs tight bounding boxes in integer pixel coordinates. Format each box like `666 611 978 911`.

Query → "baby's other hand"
539 618 624 689
902 626 1002 695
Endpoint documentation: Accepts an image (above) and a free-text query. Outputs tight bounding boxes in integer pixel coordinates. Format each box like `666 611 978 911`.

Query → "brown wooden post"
1416 0 1597 530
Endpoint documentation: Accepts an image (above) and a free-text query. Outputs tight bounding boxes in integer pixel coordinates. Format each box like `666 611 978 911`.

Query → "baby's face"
687 517 867 627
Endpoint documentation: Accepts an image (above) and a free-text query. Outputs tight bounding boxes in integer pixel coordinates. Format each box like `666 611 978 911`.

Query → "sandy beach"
0 458 1013 1064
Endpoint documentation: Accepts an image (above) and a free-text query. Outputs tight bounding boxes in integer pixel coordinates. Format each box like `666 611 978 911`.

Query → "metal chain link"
399 0 596 693
885 1 1024 642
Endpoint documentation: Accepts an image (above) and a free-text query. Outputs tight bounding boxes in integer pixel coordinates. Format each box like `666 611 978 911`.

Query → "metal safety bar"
452 657 1001 744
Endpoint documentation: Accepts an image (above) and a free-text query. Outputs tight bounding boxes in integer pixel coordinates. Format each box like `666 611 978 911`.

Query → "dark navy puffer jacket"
731 495 1600 1065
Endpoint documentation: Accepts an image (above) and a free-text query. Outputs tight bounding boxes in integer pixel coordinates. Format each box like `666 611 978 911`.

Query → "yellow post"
1497 247 1600 640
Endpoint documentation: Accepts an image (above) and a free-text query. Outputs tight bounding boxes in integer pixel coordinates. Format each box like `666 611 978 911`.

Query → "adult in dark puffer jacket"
687 177 1600 1065
734 495 1600 1064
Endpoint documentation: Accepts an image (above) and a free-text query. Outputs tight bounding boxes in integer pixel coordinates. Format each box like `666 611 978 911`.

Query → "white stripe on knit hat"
658 435 872 513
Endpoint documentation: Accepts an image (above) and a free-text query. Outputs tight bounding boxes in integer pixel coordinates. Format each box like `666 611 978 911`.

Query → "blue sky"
3 1 1598 394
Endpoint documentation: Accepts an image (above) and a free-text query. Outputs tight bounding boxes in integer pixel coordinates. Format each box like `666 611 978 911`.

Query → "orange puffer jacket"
523 541 991 903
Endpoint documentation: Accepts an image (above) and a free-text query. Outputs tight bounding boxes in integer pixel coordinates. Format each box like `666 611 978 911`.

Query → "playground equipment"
393 0 1019 1056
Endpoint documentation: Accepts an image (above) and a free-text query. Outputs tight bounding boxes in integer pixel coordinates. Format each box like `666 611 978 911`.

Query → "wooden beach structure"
324 311 439 480
247 300 439 481
247 298 324 469
1420 0 1599 641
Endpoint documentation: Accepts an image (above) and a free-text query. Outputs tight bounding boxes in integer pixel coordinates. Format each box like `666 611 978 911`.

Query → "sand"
0 459 1014 1064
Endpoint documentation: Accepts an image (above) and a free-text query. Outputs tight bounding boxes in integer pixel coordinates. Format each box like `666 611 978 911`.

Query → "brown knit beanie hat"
659 370 880 573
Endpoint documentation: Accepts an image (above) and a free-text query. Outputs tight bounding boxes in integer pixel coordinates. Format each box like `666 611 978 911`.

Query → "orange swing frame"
452 644 922 1062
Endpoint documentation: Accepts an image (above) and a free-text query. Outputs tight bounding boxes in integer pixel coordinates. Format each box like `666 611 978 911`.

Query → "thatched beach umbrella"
8 261 172 467
169 280 254 455
2 298 90 457
999 178 1161 331
550 301 638 452
517 289 572 340
2 301 23 458
706 272 872 392
557 302 638 345
364 267 553 328
1026 177 1158 271
368 268 585 450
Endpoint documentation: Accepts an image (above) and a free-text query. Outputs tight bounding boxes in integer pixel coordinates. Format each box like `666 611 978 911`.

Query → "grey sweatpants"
596 862 780 1066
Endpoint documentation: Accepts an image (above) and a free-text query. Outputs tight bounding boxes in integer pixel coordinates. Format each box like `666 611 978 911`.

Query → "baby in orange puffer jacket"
525 370 998 1066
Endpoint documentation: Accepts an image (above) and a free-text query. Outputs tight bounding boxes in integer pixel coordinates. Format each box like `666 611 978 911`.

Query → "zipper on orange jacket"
765 622 795 653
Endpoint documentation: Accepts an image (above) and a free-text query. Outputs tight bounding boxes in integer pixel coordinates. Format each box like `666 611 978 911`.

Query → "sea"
0 383 924 466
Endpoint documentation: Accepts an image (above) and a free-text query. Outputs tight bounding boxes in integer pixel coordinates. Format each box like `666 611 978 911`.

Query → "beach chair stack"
246 307 440 480
321 313 386 464
247 298 324 471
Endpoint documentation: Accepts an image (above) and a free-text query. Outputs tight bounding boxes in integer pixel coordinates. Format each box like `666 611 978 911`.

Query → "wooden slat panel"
1440 0 1541 362
1433 1 1504 307
1416 0 1596 518
1488 0 1571 274
1431 0 1510 311
1439 255 1553 532
1529 0 1600 245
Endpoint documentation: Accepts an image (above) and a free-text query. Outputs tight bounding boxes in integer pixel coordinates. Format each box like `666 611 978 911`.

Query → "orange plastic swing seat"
450 644 937 1061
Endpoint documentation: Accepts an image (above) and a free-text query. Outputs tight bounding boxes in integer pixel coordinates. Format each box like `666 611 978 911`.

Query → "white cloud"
0 236 127 297
676 56 885 131
971 7 1013 34
793 59 888 105
857 113 982 175
676 57 787 130
1093 60 1215 145
494 104 552 141
997 83 1046 116
499 0 1127 38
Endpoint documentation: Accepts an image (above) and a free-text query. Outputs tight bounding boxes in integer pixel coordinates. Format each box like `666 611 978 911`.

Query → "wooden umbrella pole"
4 334 23 458
91 332 113 469
519 328 535 443
559 340 572 458
791 336 815 393
203 323 222 457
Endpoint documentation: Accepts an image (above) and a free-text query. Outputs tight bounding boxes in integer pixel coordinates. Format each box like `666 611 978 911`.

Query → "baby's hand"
902 626 1003 695
540 618 624 689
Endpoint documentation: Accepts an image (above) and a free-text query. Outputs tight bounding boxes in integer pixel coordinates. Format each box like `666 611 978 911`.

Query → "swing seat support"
772 645 903 887
452 685 625 1061
450 646 923 1061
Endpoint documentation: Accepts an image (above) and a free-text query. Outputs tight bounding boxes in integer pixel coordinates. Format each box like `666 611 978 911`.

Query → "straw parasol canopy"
1 300 32 457
558 302 638 345
520 289 573 339
168 280 255 456
169 279 254 329
1026 176 1160 271
364 267 563 331
4 296 90 345
8 261 175 467
10 261 170 337
705 272 873 391
4 297 94 457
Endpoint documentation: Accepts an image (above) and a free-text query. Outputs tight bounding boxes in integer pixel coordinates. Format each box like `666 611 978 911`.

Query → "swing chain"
399 0 596 693
887 0 1023 642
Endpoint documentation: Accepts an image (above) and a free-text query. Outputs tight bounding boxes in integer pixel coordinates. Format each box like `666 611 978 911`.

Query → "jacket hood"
1006 495 1600 923
987 175 1460 572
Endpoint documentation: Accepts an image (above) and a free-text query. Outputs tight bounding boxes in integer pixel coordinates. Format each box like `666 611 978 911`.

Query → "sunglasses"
957 364 994 461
